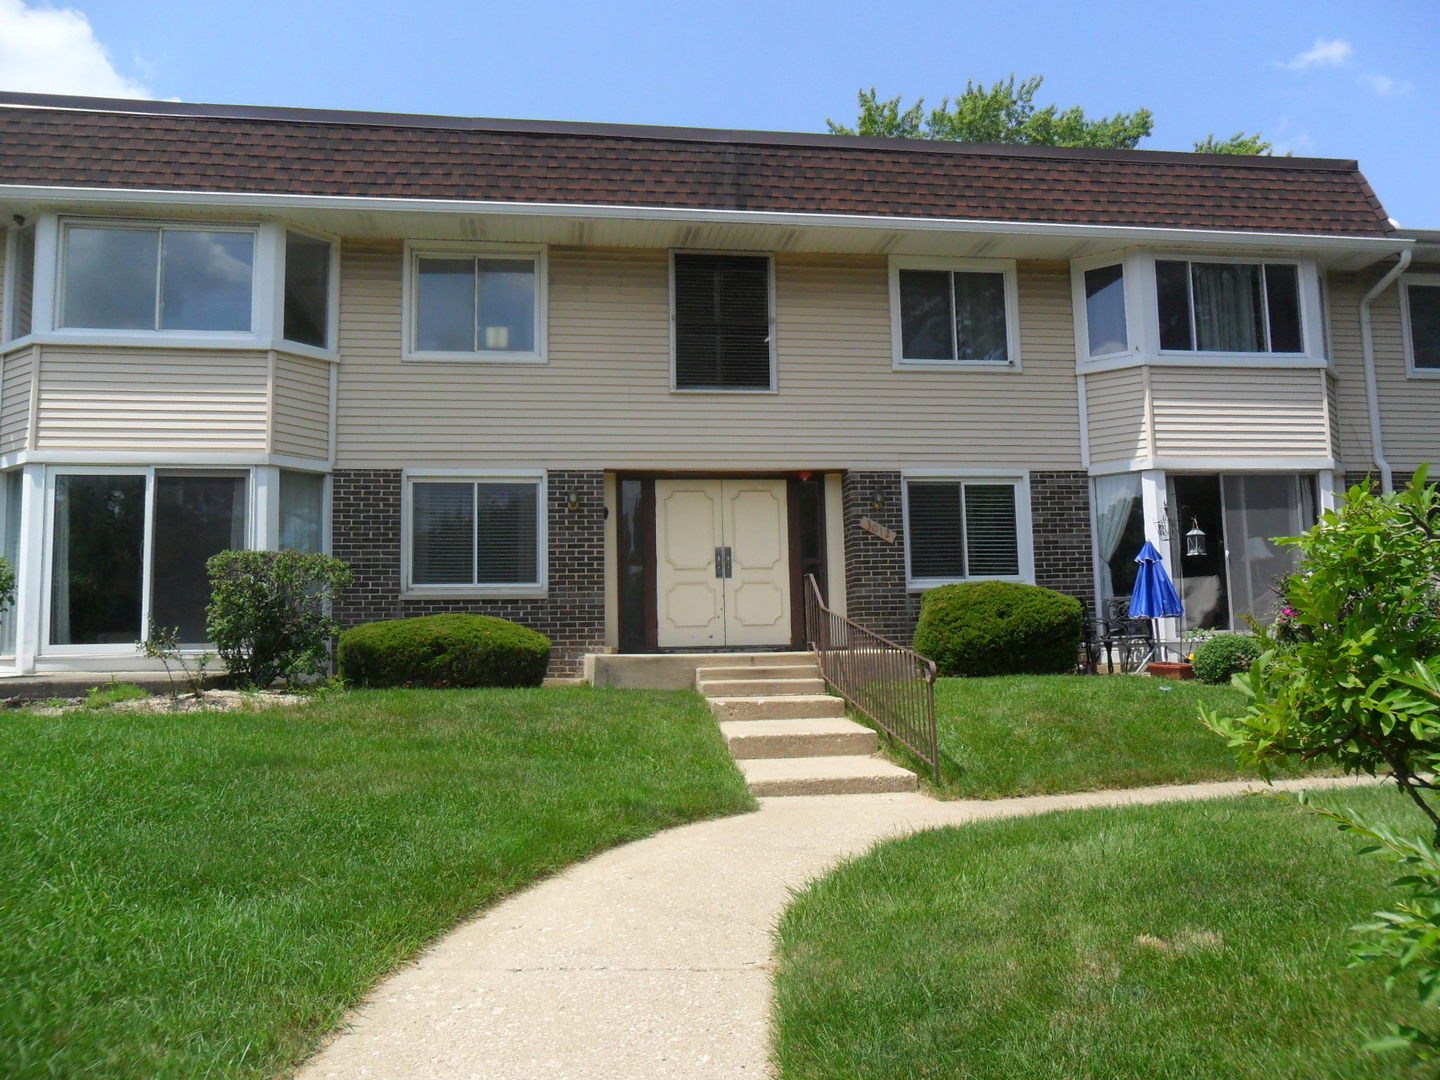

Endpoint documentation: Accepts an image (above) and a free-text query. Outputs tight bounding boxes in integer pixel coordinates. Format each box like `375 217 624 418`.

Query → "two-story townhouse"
0 92 1433 679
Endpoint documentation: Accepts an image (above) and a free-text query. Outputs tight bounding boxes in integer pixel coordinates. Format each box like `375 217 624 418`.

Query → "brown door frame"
615 471 827 652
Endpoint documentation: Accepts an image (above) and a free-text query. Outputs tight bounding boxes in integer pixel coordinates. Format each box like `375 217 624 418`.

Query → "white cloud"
1281 38 1354 71
1358 73 1413 98
0 0 153 98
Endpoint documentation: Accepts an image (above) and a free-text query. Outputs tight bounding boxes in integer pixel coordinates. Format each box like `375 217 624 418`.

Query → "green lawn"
773 786 1430 1080
903 674 1293 799
0 687 754 1080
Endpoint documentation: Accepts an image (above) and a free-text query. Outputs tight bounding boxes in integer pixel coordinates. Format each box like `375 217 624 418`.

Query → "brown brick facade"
841 469 1095 645
330 469 605 678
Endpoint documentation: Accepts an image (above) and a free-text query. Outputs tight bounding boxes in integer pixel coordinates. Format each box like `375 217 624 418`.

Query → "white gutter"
0 183 1414 258
1360 249 1412 493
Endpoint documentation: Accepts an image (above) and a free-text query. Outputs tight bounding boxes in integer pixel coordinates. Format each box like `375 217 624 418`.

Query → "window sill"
670 386 778 395
1079 351 1327 375
1406 366 1440 379
403 351 547 365
892 359 1021 373
908 575 1029 591
401 587 548 600
276 341 340 363
26 330 266 352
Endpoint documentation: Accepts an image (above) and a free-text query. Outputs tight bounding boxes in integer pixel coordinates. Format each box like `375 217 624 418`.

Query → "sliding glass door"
47 469 249 650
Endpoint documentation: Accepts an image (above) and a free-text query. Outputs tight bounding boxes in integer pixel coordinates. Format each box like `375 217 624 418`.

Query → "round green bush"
337 613 551 689
1190 633 1262 685
912 581 1084 677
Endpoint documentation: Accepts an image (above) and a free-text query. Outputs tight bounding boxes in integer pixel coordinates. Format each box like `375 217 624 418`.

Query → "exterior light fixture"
566 491 581 512
1184 519 1207 557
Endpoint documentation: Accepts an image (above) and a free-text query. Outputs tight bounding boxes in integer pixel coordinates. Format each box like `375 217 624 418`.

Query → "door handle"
724 546 734 579
715 547 726 579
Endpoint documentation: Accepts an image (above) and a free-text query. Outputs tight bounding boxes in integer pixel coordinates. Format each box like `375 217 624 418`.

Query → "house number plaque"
859 517 897 544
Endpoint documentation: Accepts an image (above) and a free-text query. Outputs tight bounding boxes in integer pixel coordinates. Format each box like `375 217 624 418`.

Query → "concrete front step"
696 677 826 698
709 694 848 721
720 718 877 759
587 651 815 690
739 755 920 797
694 664 819 683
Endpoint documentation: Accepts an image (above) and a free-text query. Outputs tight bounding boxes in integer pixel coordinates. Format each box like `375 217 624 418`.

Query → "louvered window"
905 479 1022 585
409 477 543 590
672 253 774 390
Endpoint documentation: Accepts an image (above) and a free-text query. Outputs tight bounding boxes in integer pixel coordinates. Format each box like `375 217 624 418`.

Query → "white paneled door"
655 479 791 648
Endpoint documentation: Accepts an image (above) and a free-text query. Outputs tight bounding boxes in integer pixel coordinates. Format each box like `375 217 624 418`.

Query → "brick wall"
840 469 1095 645
331 469 605 678
840 471 915 643
1030 470 1096 617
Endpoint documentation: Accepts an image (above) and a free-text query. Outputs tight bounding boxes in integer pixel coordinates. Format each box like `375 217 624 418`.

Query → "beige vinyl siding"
0 346 33 455
1327 271 1377 468
1149 367 1329 459
271 351 331 460
1085 369 1149 464
34 347 269 452
334 244 1083 470
1328 269 1440 473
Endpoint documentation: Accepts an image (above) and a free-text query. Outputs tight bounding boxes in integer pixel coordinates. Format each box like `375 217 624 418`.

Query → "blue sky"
1 0 1436 224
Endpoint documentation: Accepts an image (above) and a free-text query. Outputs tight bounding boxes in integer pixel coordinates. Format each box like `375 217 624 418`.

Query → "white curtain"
1193 263 1264 352
1093 473 1142 605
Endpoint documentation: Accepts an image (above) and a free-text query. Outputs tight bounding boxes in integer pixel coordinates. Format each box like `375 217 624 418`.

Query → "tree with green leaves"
828 75 1273 155
1204 468 1440 1061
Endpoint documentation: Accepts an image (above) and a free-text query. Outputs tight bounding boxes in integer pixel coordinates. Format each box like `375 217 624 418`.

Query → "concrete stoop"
694 657 919 797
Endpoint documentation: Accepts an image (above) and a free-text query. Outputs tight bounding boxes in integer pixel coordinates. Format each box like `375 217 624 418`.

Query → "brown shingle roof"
0 93 1395 237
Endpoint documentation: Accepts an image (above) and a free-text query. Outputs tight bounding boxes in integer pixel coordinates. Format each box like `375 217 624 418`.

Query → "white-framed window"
889 256 1020 369
1079 261 1129 360
902 472 1033 589
670 251 776 392
281 228 338 352
1155 257 1304 354
4 223 37 342
58 220 259 334
1401 273 1440 377
402 470 546 596
43 467 252 650
403 242 546 363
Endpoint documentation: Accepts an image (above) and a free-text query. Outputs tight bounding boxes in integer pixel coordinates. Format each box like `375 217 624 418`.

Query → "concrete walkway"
296 775 1375 1079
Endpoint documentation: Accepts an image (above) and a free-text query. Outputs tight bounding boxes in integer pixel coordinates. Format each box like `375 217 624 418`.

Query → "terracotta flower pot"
1147 661 1195 680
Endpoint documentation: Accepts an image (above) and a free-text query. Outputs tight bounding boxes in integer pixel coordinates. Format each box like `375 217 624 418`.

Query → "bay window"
1156 259 1303 354
48 469 249 647
60 223 255 332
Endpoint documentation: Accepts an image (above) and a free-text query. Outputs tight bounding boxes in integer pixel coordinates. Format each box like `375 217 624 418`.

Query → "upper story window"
1083 263 1128 358
671 252 775 391
282 230 334 350
889 257 1019 369
1401 273 1440 376
405 243 545 362
60 223 255 332
1155 259 1303 354
903 474 1030 589
4 215 338 354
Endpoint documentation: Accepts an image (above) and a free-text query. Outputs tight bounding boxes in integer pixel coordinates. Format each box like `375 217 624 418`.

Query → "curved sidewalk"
296 775 1373 1079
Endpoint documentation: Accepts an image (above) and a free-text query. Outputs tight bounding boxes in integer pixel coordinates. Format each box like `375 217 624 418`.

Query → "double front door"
655 478 791 648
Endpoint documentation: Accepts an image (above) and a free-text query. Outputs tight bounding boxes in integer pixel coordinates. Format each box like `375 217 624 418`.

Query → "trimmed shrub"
1191 633 1263 685
337 613 551 689
206 550 352 688
912 581 1084 677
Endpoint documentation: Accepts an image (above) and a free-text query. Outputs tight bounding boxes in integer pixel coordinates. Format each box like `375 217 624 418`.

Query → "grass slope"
0 687 753 1079
774 787 1430 1080
914 675 1288 799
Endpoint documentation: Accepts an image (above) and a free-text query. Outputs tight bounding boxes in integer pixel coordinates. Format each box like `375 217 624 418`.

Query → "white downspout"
1360 249 1411 493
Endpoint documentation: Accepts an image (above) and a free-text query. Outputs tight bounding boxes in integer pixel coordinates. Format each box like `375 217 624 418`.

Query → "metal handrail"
803 574 940 782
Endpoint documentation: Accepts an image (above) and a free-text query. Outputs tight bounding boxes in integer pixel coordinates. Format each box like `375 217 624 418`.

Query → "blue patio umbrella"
1129 541 1183 668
